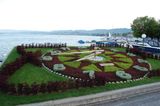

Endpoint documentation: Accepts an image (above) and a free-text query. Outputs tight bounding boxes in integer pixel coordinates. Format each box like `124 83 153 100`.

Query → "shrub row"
90 43 122 48
148 69 160 77
128 48 160 60
0 77 105 95
21 43 67 48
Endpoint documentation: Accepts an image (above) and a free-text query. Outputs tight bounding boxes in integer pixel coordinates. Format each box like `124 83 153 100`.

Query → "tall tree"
131 16 159 38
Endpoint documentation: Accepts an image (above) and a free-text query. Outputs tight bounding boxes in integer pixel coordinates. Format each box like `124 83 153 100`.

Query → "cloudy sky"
0 0 159 31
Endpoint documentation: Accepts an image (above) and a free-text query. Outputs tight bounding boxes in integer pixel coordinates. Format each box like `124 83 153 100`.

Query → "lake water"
0 34 101 63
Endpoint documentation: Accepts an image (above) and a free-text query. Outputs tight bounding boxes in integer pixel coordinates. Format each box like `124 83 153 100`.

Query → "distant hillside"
49 28 131 35
0 28 131 35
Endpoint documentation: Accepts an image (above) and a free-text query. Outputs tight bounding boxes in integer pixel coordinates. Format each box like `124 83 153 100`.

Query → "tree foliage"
131 16 160 38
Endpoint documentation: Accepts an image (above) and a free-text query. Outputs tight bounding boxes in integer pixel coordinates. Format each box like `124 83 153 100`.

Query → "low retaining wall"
19 82 160 106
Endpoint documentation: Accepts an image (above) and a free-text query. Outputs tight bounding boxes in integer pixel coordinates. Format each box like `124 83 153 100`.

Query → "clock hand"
58 50 104 55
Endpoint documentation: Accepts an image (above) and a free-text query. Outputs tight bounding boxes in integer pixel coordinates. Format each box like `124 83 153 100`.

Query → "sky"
0 0 160 31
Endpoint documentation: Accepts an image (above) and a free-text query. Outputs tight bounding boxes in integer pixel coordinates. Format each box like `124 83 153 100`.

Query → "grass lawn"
64 61 81 68
79 53 90 58
82 64 101 71
8 63 68 85
104 66 122 72
105 51 115 55
117 57 133 63
97 54 112 63
113 54 127 58
147 58 160 70
2 48 20 66
114 62 132 69
25 48 53 54
58 56 75 62
107 47 126 52
63 50 79 53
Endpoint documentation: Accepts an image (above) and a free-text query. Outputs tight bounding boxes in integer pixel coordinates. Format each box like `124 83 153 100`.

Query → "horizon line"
0 27 131 32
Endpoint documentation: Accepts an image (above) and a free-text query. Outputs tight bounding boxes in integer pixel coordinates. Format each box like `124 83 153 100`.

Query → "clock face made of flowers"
42 47 150 82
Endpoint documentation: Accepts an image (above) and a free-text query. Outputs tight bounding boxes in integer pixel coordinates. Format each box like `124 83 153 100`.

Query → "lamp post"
141 34 147 53
141 34 147 47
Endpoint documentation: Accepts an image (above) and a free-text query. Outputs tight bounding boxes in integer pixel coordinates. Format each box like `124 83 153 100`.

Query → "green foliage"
114 48 126 52
63 50 78 53
8 63 68 85
58 56 75 62
114 62 132 69
113 54 127 58
147 58 160 70
82 64 101 71
104 66 122 72
2 48 20 65
117 57 133 63
131 16 160 38
26 48 53 54
64 61 81 68
79 53 90 58
97 54 112 62
105 51 115 55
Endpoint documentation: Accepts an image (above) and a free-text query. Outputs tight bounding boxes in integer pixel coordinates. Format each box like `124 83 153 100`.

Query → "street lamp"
141 34 147 46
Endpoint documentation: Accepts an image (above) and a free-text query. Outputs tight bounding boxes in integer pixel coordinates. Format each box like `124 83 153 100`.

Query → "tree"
131 16 160 38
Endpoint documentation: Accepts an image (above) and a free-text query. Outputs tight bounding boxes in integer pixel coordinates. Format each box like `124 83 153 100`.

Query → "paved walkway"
93 91 160 106
19 82 160 106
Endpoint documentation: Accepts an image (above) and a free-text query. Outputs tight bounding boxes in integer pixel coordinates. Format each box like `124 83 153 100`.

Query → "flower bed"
0 45 106 96
43 47 150 82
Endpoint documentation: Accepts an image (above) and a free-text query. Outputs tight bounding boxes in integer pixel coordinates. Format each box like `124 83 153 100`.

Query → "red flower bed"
42 47 151 82
0 45 105 95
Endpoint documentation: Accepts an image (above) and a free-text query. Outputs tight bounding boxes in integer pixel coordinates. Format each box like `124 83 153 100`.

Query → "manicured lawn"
1 77 160 106
79 53 90 58
82 64 101 71
63 50 79 53
2 48 20 65
104 66 122 72
25 48 53 54
8 63 68 85
113 54 127 58
97 54 112 63
114 62 132 69
64 61 81 68
117 57 133 63
147 58 160 70
105 51 115 55
107 47 126 52
58 56 75 62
